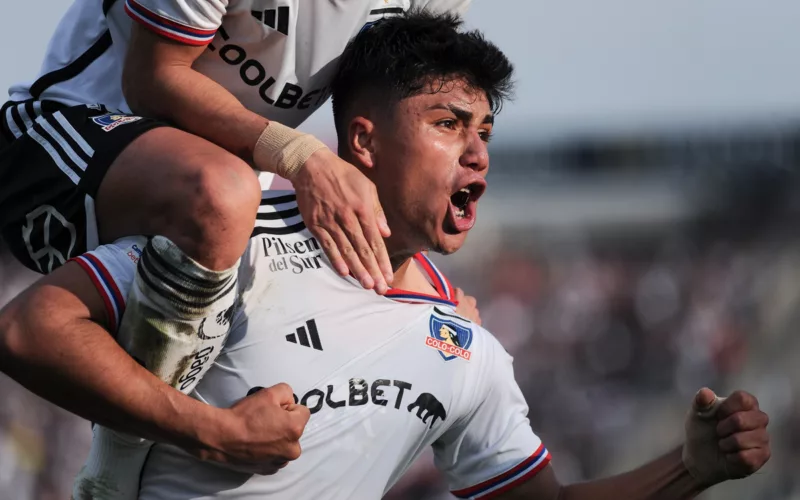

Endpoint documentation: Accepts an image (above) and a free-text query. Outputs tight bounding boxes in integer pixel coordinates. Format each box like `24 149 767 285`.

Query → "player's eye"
436 119 457 129
479 129 493 143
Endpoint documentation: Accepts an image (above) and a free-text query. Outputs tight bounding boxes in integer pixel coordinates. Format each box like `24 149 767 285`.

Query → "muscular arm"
123 24 269 161
498 448 706 500
0 262 226 459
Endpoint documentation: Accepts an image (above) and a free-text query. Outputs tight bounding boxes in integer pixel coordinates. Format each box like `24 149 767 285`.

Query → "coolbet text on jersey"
79 191 551 500
9 0 470 130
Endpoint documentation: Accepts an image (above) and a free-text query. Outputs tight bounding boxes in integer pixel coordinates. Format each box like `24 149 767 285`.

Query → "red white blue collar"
384 253 458 307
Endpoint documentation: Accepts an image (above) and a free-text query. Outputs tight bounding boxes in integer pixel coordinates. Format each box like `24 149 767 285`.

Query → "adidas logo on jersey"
251 7 290 36
286 319 323 351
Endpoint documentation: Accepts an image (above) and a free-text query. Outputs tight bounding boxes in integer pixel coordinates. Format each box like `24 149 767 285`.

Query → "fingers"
719 429 770 453
693 387 718 414
454 288 481 325
374 202 391 238
725 448 771 479
717 410 769 438
714 391 771 479
257 464 289 476
340 208 391 294
363 201 393 287
312 227 348 277
312 212 389 294
326 218 375 290
266 382 297 407
293 155 392 292
224 382 309 473
287 403 312 428
717 390 760 419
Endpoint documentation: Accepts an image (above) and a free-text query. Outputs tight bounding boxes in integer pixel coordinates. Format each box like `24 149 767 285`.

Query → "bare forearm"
560 448 706 500
0 286 222 458
125 64 267 160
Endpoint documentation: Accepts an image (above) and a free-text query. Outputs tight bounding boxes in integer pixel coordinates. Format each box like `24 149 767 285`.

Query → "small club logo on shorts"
91 113 142 132
427 309 473 361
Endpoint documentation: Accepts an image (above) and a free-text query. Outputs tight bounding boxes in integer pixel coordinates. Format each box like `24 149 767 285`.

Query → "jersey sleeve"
433 333 551 499
124 0 226 45
70 236 147 334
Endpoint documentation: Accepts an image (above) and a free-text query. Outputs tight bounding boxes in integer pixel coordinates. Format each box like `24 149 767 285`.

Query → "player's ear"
347 116 377 170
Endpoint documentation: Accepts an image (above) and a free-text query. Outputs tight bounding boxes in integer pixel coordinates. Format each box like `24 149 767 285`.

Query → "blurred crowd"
1 167 799 499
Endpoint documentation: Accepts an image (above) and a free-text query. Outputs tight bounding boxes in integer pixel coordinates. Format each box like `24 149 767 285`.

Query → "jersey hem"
451 444 552 499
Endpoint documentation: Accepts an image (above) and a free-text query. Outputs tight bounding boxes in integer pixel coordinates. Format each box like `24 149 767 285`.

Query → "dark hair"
331 9 514 140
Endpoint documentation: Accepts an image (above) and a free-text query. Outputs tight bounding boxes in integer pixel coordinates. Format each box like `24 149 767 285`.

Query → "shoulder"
426 306 509 371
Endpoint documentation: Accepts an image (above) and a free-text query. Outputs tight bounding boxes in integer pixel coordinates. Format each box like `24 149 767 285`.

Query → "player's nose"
460 131 489 173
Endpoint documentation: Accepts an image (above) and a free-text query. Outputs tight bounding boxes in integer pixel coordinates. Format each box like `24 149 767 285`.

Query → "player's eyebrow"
427 103 494 126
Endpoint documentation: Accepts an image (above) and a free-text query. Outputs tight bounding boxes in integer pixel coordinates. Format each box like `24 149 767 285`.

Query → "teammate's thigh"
97 127 261 270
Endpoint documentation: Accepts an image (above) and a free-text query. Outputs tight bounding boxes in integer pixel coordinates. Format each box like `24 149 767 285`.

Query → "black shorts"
0 99 166 274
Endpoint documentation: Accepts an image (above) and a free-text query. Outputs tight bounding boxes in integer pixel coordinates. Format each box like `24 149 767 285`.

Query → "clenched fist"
682 388 770 486
207 383 311 475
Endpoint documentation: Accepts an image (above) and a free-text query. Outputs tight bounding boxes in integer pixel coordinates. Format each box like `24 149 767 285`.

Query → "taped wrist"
253 121 328 180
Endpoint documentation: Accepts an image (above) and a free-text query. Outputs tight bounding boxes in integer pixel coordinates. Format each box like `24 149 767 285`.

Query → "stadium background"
1 1 799 498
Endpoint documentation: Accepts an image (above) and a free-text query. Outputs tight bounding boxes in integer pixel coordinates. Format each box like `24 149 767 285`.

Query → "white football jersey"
9 0 470 128
82 191 550 500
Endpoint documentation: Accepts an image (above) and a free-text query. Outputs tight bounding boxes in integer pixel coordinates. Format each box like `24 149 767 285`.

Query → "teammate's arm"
0 261 309 474
122 26 265 162
122 23 392 293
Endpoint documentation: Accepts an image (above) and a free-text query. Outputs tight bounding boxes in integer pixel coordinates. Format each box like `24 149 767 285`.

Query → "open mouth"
446 181 486 232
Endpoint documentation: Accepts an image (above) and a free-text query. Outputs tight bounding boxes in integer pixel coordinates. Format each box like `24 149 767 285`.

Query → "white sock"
119 235 240 391
72 426 153 500
71 236 240 499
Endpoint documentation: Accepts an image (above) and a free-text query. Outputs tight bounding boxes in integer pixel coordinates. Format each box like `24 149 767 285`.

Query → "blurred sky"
2 0 800 144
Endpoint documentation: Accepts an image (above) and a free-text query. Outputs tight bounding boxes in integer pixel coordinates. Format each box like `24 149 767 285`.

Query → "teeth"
455 207 465 218
460 187 470 194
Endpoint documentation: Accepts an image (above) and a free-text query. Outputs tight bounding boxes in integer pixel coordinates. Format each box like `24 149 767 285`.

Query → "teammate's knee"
177 159 260 269
98 135 261 270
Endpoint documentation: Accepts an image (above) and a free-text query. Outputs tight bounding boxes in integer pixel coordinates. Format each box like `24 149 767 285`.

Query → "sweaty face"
371 80 492 256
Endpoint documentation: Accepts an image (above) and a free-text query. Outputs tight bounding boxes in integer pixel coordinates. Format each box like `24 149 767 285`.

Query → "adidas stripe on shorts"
0 99 166 273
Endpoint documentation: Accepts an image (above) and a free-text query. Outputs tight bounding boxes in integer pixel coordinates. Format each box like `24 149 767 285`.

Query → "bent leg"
96 126 261 271
87 129 257 498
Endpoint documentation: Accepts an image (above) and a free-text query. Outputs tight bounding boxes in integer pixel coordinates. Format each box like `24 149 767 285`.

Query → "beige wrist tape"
253 121 328 180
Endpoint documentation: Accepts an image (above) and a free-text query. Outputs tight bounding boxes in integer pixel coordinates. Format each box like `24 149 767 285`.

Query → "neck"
369 200 438 295
389 252 415 273
392 257 438 296
387 245 441 297
385 232 422 272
